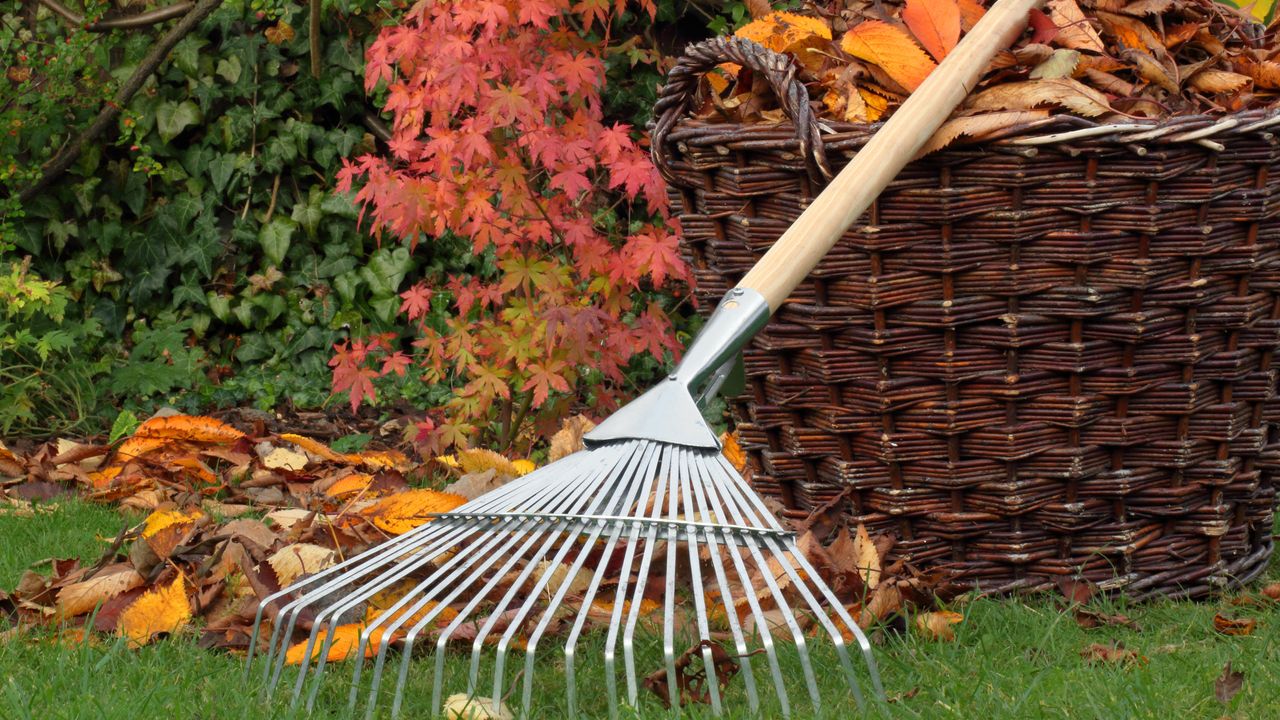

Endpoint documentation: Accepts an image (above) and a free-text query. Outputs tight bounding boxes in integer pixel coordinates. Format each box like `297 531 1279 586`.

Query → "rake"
249 1 1041 715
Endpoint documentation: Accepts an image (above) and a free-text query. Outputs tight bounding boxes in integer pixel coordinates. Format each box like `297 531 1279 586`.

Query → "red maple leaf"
399 283 434 320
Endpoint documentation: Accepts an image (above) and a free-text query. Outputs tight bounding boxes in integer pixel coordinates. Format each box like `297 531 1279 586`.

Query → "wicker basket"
654 37 1280 600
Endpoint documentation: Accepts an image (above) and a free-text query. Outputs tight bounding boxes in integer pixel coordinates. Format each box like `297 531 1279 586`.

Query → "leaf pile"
701 0 1279 151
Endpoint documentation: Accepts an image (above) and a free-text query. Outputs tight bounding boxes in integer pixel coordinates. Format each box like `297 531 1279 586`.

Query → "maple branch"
19 0 226 203
308 0 321 79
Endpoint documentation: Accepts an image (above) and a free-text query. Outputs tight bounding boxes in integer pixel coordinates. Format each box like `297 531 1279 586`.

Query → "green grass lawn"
1 499 1276 719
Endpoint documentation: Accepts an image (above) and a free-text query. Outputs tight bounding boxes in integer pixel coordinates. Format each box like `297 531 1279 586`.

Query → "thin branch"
18 0 227 203
309 0 321 79
362 110 393 143
38 0 195 30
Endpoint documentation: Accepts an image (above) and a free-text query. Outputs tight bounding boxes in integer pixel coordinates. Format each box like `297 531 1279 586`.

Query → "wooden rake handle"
737 0 1045 310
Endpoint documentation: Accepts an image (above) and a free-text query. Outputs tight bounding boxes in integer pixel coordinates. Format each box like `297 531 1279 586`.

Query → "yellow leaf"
914 610 964 641
133 415 245 444
852 523 881 590
735 11 832 53
281 433 410 470
435 454 461 468
141 508 202 539
113 436 171 462
902 0 961 62
442 693 514 720
455 448 522 478
840 21 936 92
267 543 337 587
859 88 890 122
284 624 393 665
354 449 410 470
262 446 309 471
511 459 536 476
919 110 1050 155
118 576 191 647
361 489 467 535
1029 48 1081 80
967 78 1112 117
280 433 347 463
56 565 145 618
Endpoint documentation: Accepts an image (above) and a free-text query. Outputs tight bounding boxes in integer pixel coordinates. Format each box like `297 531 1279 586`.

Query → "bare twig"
309 0 321 79
19 0 227 203
38 0 195 31
362 110 392 143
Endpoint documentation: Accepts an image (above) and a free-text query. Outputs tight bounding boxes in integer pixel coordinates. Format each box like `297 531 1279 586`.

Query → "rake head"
249 440 882 718
247 290 882 717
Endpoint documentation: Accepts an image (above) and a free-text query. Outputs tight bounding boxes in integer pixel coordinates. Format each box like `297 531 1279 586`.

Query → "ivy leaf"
156 100 203 143
207 154 236 195
840 21 937 92
258 217 296 267
215 55 242 84
291 188 326 240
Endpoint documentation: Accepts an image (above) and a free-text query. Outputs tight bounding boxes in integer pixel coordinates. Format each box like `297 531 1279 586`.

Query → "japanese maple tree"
335 0 687 450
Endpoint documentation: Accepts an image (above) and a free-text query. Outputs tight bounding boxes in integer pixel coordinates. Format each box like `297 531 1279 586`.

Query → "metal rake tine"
601 461 654 719
691 454 792 718
506 444 653 714
661 446 682 715
620 443 676 708
677 447 724 715
686 453 762 714
710 453 881 704
550 442 661 719
377 446 629 719
705 460 823 713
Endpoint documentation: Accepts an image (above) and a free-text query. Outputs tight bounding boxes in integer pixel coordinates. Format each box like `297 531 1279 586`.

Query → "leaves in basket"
919 110 1049 154
967 78 1112 117
903 0 961 62
840 21 937 92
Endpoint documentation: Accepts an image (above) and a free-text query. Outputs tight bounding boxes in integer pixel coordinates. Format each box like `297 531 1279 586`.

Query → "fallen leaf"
1215 662 1244 703
1045 0 1105 52
919 110 1050 154
967 78 1112 117
914 610 963 641
0 444 22 477
841 21 937 92
1121 0 1174 16
117 576 191 647
549 415 596 462
1262 583 1280 601
1188 70 1252 94
360 489 467 535
1121 48 1179 94
1074 608 1141 631
442 469 508 501
955 0 985 29
1081 641 1146 666
1056 575 1094 605
133 415 245 444
262 447 309 471
267 543 337 587
55 565 145 618
1095 10 1166 57
1030 48 1081 79
720 431 748 474
852 523 881 590
902 0 961 62
735 10 832 70
453 448 525 478
442 693 514 720
284 624 393 665
1212 613 1256 636
643 640 741 708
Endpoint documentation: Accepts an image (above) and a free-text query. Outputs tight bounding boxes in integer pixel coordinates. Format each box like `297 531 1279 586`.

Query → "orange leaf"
284 624 393 665
902 0 961 62
735 11 832 53
1213 613 1257 636
720 431 748 474
840 21 936 92
280 433 347 463
955 0 986 31
914 610 964 641
1235 61 1280 90
117 576 191 647
133 415 245 444
1094 11 1165 57
360 489 467 535
1262 582 1280 601
324 472 375 499
113 436 171 462
859 88 890 122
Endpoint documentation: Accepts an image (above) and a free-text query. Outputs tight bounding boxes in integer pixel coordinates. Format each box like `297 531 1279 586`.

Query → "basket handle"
651 36 832 186
737 0 1044 310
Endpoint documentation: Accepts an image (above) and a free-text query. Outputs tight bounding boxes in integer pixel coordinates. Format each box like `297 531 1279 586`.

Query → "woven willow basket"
654 36 1280 600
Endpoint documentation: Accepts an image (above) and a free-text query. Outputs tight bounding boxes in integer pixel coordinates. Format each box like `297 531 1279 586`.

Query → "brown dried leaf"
1045 0 1105 53
1122 48 1179 94
1120 0 1173 16
1235 61 1280 90
914 610 963 641
1215 662 1244 704
1212 613 1256 636
851 523 881 590
0 444 22 478
1074 608 1141 631
1056 575 1094 605
55 565 145 618
1262 582 1280 601
857 582 903 628
1081 641 1146 666
921 109 1049 154
1030 48 1081 79
967 78 1112 117
548 415 596 462
1188 70 1252 94
643 640 741 708
117 576 191 647
841 20 937 92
